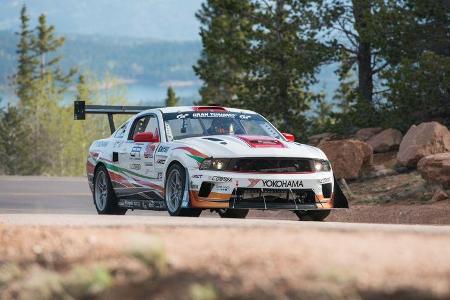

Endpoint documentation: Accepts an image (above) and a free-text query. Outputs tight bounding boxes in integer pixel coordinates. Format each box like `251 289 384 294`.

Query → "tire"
217 209 249 219
294 210 330 221
165 163 202 217
93 165 127 215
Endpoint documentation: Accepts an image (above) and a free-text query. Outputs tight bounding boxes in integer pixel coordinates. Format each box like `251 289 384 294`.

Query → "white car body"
86 106 346 213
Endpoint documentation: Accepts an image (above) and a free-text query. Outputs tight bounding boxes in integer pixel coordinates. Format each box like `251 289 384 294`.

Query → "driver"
207 118 235 135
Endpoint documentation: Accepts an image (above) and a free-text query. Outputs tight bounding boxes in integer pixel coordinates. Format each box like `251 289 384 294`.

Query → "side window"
129 115 160 140
114 122 128 139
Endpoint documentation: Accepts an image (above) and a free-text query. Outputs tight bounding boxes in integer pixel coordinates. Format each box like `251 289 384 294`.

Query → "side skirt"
118 198 167 211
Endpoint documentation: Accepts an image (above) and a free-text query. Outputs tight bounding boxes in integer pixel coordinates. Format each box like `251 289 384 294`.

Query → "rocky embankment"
308 121 450 203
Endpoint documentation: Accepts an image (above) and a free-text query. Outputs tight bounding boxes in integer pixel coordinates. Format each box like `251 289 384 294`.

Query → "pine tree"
33 13 76 92
245 0 329 136
194 0 254 106
165 86 179 107
376 0 450 129
76 74 92 103
320 0 389 107
0 103 32 175
194 0 329 137
14 5 38 107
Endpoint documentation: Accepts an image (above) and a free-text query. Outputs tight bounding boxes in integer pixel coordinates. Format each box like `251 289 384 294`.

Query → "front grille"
230 187 316 209
228 158 314 173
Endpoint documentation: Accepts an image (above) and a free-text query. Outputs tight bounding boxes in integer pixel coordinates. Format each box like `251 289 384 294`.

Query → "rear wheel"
294 210 330 221
217 209 249 219
94 165 127 215
165 163 202 217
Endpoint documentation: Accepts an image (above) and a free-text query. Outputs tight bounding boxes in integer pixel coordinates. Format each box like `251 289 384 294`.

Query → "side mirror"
282 132 295 142
134 132 160 143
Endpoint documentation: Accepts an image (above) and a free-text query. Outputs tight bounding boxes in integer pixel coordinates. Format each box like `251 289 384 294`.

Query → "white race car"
77 104 348 221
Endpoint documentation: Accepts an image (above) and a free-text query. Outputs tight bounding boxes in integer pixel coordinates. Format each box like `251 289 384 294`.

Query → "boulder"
367 128 403 153
307 132 336 147
319 139 373 180
417 153 450 189
431 189 448 202
397 122 450 168
355 127 383 141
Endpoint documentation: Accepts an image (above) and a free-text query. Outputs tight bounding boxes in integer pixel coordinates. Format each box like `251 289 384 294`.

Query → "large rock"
307 132 336 147
397 122 450 168
319 139 373 180
367 128 403 153
417 153 450 189
355 127 383 141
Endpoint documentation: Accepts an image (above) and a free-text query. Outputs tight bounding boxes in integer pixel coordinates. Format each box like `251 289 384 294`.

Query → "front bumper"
188 170 338 210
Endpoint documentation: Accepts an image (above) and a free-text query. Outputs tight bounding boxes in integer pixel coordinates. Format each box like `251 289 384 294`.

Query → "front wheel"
217 209 249 219
165 163 202 217
93 165 127 215
294 210 330 221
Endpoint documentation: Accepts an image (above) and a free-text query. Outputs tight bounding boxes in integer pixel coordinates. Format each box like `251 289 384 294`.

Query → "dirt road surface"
1 176 450 299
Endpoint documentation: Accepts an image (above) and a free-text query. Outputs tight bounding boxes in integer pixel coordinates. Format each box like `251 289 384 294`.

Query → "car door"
120 114 161 200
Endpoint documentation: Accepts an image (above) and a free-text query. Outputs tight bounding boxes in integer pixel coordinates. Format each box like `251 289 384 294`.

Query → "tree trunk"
352 0 373 104
275 0 290 131
357 41 373 103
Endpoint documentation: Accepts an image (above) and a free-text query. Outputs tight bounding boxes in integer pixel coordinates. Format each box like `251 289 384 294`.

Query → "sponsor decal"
165 122 174 141
157 146 170 153
192 174 203 179
144 143 156 159
262 180 303 188
157 172 163 180
248 179 261 188
131 145 142 158
239 115 251 120
144 162 153 167
211 176 232 182
176 113 189 119
130 163 141 170
192 112 236 118
214 185 230 192
157 159 166 165
319 177 331 184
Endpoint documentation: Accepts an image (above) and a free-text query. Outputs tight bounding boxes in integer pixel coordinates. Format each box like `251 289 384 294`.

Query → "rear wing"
74 100 159 134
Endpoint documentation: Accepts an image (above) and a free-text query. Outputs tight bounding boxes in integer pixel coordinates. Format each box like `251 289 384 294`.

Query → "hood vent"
237 135 286 148
203 137 224 142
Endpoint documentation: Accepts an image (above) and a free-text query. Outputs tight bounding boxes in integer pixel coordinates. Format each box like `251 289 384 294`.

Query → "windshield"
163 111 282 141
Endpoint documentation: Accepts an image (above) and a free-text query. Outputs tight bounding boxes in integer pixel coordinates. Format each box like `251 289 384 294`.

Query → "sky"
0 0 204 41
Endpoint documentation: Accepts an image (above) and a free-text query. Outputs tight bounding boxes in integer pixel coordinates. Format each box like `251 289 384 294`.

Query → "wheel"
294 210 330 221
93 165 127 215
217 209 249 218
165 163 202 217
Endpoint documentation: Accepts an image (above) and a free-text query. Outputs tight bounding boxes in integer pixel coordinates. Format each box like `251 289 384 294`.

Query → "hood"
174 135 327 160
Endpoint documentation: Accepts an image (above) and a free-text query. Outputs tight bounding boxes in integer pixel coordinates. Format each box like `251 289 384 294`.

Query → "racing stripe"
173 146 208 163
98 160 164 196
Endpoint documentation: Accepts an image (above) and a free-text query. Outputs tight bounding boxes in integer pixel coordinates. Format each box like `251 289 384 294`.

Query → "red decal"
236 135 286 148
173 147 208 158
248 179 261 188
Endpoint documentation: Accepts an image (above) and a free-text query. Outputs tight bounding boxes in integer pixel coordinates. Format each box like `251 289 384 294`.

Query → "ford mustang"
78 104 348 221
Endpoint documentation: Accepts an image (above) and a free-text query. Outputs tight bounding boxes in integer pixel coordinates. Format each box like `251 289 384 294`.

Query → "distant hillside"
0 31 201 86
0 30 339 105
0 0 202 41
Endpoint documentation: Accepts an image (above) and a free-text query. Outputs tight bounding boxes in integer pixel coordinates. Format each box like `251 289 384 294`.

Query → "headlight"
312 160 331 172
199 158 230 170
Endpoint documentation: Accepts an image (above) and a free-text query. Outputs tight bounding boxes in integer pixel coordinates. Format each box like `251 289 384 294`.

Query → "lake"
0 82 201 107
